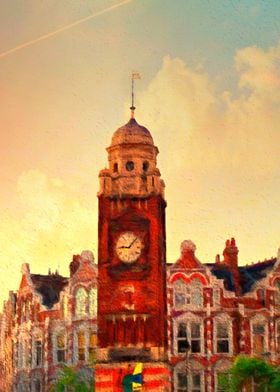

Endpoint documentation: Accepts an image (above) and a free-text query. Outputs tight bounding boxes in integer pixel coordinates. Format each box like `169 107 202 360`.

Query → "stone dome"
111 117 154 146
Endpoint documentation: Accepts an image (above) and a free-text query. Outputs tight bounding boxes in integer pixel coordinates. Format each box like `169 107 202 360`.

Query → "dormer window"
113 163 118 173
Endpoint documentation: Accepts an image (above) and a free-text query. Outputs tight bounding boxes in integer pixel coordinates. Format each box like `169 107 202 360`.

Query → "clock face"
116 232 142 263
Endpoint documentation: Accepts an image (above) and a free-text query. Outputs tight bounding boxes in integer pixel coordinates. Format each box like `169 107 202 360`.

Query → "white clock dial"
116 232 142 263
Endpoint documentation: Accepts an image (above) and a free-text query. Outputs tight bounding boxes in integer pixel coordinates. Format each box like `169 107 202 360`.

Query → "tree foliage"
222 356 280 392
51 366 94 392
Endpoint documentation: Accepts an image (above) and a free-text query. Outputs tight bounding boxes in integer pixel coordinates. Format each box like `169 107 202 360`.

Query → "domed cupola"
99 111 165 198
111 117 154 147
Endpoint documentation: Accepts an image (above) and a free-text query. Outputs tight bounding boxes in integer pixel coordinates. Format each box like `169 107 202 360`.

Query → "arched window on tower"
143 161 149 172
75 287 87 317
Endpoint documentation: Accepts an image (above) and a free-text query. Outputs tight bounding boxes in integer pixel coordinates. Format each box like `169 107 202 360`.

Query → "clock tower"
95 109 170 391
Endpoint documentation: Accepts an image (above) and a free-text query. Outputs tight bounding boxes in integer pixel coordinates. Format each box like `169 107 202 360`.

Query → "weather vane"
130 71 141 118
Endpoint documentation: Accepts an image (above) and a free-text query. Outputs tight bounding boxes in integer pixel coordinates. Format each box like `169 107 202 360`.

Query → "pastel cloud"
138 42 280 263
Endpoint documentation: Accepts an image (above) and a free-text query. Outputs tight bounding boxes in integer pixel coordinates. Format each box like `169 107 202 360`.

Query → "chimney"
223 237 239 268
215 254 221 264
223 237 241 295
69 255 80 277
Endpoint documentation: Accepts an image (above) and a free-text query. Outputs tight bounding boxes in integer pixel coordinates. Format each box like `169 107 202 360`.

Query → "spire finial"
130 72 141 118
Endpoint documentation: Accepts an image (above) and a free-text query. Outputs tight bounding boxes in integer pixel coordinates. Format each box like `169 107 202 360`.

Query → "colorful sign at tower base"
95 362 171 392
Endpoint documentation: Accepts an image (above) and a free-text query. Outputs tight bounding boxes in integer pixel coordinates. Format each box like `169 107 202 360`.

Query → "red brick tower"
95 109 170 391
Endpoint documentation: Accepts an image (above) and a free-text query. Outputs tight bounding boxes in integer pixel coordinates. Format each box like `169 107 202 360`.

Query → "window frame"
214 318 232 355
173 279 203 311
175 319 204 356
75 287 88 318
176 369 204 392
54 331 67 364
251 321 268 356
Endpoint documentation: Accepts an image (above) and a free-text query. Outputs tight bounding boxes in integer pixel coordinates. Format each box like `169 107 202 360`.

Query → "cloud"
138 43 280 263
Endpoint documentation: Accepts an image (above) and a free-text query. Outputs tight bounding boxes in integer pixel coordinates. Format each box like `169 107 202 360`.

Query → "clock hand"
128 237 138 248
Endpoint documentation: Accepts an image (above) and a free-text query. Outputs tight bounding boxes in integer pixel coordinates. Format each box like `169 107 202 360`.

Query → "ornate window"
34 340 42 367
215 321 231 354
89 288 97 316
73 329 97 363
190 279 203 307
190 322 201 353
177 372 188 392
176 372 203 392
176 321 203 355
89 332 97 363
78 331 86 361
177 323 189 353
75 287 87 317
252 323 266 355
191 373 202 392
56 332 66 363
174 279 203 310
174 280 189 308
176 361 204 392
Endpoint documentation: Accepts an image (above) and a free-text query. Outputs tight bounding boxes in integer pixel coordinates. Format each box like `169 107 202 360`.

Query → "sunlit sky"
0 0 280 306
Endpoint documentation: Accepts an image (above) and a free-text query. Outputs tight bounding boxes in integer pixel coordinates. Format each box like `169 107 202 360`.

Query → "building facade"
167 238 280 392
1 112 280 392
0 251 97 391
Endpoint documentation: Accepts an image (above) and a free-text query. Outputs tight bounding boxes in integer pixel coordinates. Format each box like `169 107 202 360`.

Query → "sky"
0 0 280 306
